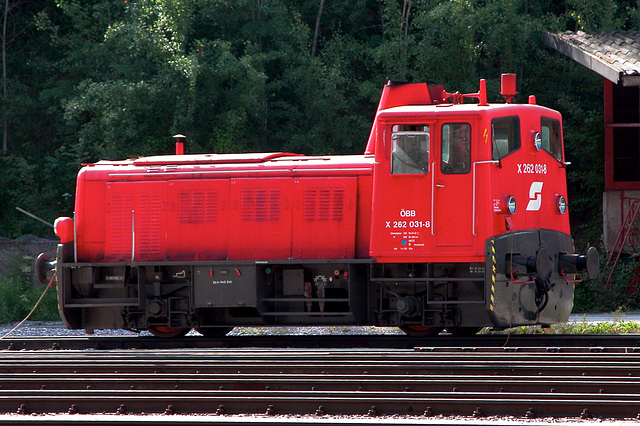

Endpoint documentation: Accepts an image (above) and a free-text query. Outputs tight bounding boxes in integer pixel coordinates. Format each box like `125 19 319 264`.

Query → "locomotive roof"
84 153 375 177
132 152 306 166
377 100 559 117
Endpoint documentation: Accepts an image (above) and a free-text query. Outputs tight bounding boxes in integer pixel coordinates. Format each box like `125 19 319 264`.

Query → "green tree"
0 0 637 245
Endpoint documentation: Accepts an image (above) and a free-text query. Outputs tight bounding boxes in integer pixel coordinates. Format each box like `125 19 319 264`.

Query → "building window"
611 84 640 183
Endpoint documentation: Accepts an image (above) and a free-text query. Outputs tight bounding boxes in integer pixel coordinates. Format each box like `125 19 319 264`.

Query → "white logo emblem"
526 182 543 211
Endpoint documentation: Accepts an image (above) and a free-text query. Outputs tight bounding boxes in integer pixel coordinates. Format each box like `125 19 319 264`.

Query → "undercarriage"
40 229 594 338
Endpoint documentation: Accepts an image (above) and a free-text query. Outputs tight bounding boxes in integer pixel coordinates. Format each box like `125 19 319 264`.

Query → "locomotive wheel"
399 325 443 337
447 326 483 336
148 326 190 338
195 327 234 337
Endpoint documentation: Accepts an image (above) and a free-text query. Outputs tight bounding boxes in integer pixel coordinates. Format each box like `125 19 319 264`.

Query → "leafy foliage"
574 255 640 313
0 251 58 323
0 1 636 283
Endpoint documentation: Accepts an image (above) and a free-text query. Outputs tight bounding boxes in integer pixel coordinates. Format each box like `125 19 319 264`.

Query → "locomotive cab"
367 75 597 335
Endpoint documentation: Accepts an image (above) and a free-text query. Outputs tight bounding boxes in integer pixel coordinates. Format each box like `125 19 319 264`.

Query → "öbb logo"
526 182 543 211
400 209 416 217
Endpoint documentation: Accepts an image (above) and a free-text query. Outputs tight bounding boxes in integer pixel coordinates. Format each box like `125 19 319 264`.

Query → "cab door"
434 122 474 248
369 123 435 261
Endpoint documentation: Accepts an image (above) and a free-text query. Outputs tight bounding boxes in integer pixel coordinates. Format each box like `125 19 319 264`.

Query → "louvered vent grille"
137 193 163 256
240 189 281 221
304 188 344 221
108 194 134 256
178 191 218 223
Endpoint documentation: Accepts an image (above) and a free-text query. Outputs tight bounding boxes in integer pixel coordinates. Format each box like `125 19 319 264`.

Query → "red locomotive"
38 74 598 337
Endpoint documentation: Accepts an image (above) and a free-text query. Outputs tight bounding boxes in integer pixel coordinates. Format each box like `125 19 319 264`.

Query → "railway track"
2 332 640 350
1 337 640 422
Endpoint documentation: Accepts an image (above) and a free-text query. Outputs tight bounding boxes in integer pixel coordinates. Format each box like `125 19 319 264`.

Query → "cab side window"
391 125 430 175
441 123 471 174
492 116 521 160
541 117 563 162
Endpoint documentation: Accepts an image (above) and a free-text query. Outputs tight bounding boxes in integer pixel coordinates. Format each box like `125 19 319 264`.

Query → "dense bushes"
0 250 59 323
3 0 634 241
574 255 640 313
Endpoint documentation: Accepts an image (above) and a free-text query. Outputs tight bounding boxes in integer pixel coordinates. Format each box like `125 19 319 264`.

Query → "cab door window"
441 123 471 174
391 125 430 175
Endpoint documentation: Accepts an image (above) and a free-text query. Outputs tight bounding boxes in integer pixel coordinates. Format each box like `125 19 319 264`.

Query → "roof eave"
544 32 624 85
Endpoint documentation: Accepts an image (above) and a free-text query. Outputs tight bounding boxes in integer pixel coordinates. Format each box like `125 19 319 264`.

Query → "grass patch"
483 319 640 335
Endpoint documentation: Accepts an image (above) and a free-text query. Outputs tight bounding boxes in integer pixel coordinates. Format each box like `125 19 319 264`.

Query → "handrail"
472 160 500 236
606 199 640 292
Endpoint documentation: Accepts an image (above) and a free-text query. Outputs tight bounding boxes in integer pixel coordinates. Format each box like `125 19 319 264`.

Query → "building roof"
544 30 640 86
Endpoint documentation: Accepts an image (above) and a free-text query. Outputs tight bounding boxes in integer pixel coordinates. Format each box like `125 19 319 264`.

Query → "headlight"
557 195 567 214
507 196 517 214
501 195 516 214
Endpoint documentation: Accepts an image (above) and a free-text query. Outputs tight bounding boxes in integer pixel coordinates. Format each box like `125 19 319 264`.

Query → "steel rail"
2 352 640 377
0 414 594 426
0 363 637 376
2 389 640 418
2 333 640 351
0 372 639 394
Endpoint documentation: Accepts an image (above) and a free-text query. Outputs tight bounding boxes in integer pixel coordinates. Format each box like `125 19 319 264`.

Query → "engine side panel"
75 163 369 262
